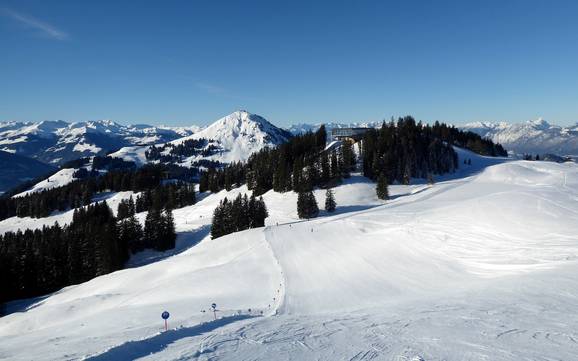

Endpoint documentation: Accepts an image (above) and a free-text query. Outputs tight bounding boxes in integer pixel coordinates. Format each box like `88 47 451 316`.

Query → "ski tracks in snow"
262 225 287 316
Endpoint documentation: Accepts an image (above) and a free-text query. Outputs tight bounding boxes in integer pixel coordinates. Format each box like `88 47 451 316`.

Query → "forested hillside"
201 116 506 195
0 116 506 306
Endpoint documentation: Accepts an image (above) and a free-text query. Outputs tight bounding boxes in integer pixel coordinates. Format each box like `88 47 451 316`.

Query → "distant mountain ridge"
461 119 578 156
0 119 199 165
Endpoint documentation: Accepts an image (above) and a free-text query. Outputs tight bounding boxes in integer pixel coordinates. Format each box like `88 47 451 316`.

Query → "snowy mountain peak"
526 117 551 130
211 110 274 131
168 111 292 163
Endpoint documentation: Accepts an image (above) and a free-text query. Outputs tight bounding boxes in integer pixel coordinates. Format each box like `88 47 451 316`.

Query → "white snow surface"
2 150 578 360
109 145 150 166
12 168 77 197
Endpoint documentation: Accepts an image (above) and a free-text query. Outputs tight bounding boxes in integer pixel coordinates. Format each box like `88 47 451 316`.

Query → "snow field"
1 149 578 360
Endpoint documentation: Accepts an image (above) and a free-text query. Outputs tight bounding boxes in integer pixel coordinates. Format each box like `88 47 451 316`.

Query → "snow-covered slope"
462 118 578 156
0 120 197 166
12 168 78 198
2 149 578 360
111 110 292 166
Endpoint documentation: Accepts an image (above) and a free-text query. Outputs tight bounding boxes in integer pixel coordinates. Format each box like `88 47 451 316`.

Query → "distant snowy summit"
0 119 199 165
461 118 578 156
112 110 292 166
172 110 292 162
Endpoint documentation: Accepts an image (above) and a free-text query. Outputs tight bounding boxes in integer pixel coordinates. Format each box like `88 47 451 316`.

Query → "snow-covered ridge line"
461 118 578 156
0 119 200 166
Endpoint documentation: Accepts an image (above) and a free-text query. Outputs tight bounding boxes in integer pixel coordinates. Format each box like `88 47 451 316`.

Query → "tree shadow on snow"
322 204 380 216
0 293 52 316
86 315 256 361
126 225 211 268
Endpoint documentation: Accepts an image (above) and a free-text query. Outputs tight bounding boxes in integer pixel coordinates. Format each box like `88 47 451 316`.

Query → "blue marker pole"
162 311 170 331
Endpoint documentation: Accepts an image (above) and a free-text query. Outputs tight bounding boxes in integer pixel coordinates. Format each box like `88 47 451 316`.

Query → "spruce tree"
320 153 330 185
341 141 355 177
376 173 389 200
159 208 176 251
315 124 327 148
298 190 319 219
144 207 162 249
325 189 336 213
255 196 269 227
292 158 304 191
297 191 307 219
211 201 225 239
120 214 143 253
403 163 411 185
307 191 319 218
330 150 341 183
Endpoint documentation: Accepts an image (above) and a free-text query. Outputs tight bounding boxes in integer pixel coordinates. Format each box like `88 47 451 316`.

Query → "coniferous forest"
0 200 177 304
0 161 196 221
198 116 505 197
361 117 506 182
0 158 191 305
211 193 268 239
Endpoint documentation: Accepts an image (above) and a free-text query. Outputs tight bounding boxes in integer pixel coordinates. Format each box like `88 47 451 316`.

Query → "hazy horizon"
0 111 573 129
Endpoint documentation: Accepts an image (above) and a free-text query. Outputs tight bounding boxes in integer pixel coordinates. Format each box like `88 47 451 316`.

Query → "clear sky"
1 0 577 127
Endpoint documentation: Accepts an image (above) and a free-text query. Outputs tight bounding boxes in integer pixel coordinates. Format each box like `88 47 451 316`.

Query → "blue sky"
1 0 577 127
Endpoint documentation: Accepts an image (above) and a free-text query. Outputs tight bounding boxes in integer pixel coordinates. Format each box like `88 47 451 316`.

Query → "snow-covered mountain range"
111 110 292 166
0 111 291 194
0 119 199 165
461 118 578 156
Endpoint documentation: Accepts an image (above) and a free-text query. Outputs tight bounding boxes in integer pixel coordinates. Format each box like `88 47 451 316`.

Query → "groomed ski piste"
2 148 578 360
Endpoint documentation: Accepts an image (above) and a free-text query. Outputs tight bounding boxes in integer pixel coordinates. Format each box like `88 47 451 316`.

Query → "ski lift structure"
331 127 370 143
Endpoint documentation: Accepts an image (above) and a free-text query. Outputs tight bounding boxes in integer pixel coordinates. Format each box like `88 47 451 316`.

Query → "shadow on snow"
126 225 211 268
86 315 256 361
